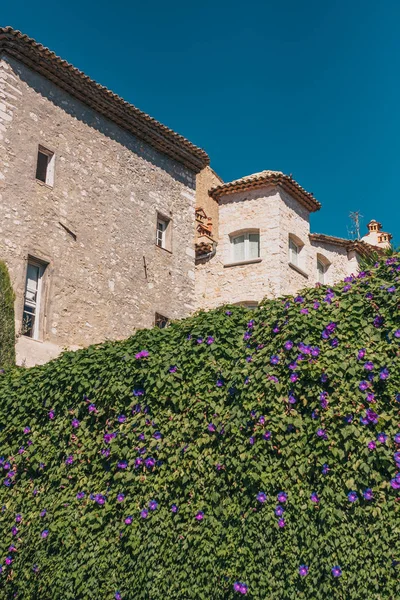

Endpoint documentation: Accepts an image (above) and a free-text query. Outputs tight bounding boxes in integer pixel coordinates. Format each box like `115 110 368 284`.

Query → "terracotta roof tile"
0 27 209 172
209 170 321 212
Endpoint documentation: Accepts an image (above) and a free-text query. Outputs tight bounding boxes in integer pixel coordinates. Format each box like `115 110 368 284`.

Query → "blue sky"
2 0 399 242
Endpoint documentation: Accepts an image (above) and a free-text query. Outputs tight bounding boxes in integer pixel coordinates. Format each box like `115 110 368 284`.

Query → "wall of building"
0 55 197 366
195 184 360 311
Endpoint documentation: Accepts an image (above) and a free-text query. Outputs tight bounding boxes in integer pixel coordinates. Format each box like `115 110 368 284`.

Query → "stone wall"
195 184 359 311
195 166 222 240
0 55 197 366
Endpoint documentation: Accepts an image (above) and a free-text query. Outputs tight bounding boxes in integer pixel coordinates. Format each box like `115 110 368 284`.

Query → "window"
317 259 326 284
155 313 169 329
22 259 46 339
289 238 299 266
156 215 171 251
231 232 260 262
36 145 55 186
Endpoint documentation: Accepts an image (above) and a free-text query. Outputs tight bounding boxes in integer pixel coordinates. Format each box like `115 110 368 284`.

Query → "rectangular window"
289 238 299 266
156 215 171 251
155 313 169 329
22 259 45 339
36 146 55 186
317 259 326 284
231 232 260 262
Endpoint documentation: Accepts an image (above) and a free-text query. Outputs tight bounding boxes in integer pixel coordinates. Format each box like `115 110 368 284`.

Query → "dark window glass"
36 151 49 182
155 313 169 329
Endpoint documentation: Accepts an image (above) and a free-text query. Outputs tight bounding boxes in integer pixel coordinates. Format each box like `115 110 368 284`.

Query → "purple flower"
117 493 125 502
171 504 178 513
394 452 400 466
216 378 224 387
233 581 248 595
23 426 31 434
71 418 80 428
48 410 55 420
134 457 143 469
149 500 158 511
76 491 85 500
206 336 214 345
263 431 272 441
368 440 376 450
11 526 18 536
41 529 49 538
347 491 358 503
5 556 12 565
15 514 22 523
257 492 267 503
357 348 366 360
284 340 294 351
225 310 232 316
377 432 387 444
196 338 203 344
207 423 216 432
65 455 74 465
135 350 149 359
331 566 342 577
366 409 379 424
195 511 204 521
277 492 288 503
379 367 389 380
294 296 304 303
364 361 374 371
118 414 127 423
394 433 400 445
278 518 286 528
313 301 320 310
88 403 97 413
290 373 299 383
310 492 319 503
115 592 122 600
95 494 106 505
373 315 384 328
288 393 297 405
394 329 400 338
270 355 279 365
133 387 145 396
40 509 47 517
317 428 327 440
363 488 373 500
299 565 309 577
144 457 156 469
153 431 162 440
275 505 284 517
311 346 320 357
322 463 330 475
140 509 148 519
117 460 128 469
124 516 133 525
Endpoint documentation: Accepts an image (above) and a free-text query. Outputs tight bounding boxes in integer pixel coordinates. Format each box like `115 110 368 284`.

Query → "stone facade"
0 52 206 367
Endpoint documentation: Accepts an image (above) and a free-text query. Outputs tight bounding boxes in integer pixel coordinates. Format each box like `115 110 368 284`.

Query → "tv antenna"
348 211 363 240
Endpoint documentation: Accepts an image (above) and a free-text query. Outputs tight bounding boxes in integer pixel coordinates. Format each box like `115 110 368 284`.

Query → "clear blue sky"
2 1 399 242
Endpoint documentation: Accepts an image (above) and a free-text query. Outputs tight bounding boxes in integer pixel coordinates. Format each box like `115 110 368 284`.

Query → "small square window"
156 214 171 251
36 146 55 187
230 231 260 262
155 313 169 329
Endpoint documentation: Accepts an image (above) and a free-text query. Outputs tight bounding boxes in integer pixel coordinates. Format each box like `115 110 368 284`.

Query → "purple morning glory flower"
366 409 379 424
225 310 232 316
331 566 342 577
124 516 133 525
357 348 366 360
364 362 374 371
171 504 178 513
117 414 127 423
135 350 149 359
40 509 47 517
207 423 216 432
196 338 203 344
373 315 384 328
363 488 373 500
284 340 294 351
359 380 369 391
117 493 125 502
76 491 85 500
347 491 358 503
195 511 204 521
11 526 18 536
278 518 286 528
140 509 148 519
394 329 400 338
394 452 400 466
379 367 389 380
368 440 376 450
117 460 128 469
317 428 327 440
277 492 287 503
149 500 158 511
270 355 279 365
145 457 156 469
41 529 49 538
299 565 309 577
290 373 299 383
275 505 284 517
310 492 319 503
71 418 80 428
394 433 400 444
153 431 162 440
65 455 74 465
257 492 267 503
5 556 12 565
88 403 97 413
48 410 55 420
134 457 143 469
377 432 387 444
133 387 145 396
206 336 214 345
115 592 122 600
23 426 31 434
263 431 271 441
15 514 22 523
288 393 297 405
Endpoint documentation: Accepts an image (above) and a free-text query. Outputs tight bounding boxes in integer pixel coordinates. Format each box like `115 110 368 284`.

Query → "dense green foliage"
0 257 399 600
0 260 15 369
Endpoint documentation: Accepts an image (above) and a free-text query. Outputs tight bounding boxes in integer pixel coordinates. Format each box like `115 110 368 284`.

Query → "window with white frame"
230 231 260 262
22 259 46 339
35 145 55 187
288 238 300 266
156 215 171 250
317 258 329 284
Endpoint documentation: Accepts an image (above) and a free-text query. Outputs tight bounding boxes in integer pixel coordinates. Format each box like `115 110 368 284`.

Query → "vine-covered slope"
0 257 399 600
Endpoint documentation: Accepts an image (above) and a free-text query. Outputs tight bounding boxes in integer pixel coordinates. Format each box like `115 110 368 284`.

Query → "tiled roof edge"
209 172 321 212
0 27 209 173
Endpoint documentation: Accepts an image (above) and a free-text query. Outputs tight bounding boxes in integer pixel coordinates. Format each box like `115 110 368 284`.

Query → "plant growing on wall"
0 256 399 599
0 260 15 369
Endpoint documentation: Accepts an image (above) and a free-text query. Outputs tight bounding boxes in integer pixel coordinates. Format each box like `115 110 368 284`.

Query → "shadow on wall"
11 58 196 189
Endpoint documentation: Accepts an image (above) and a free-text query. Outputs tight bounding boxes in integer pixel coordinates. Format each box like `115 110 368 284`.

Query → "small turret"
361 219 392 249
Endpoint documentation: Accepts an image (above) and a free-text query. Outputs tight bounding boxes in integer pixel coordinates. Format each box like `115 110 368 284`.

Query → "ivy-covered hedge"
0 257 399 600
0 260 15 369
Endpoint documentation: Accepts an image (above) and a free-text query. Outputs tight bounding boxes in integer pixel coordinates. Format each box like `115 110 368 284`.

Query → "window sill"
35 179 54 190
224 258 262 268
155 244 173 255
22 335 43 344
288 262 308 278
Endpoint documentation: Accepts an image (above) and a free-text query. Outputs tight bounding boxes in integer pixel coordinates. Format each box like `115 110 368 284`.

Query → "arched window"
316 254 330 284
288 234 304 268
230 230 260 262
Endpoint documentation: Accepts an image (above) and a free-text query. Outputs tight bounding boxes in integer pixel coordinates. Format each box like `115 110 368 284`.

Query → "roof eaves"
0 27 209 173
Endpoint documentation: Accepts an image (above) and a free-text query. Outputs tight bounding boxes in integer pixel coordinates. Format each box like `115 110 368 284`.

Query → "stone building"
195 169 388 310
0 27 209 366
